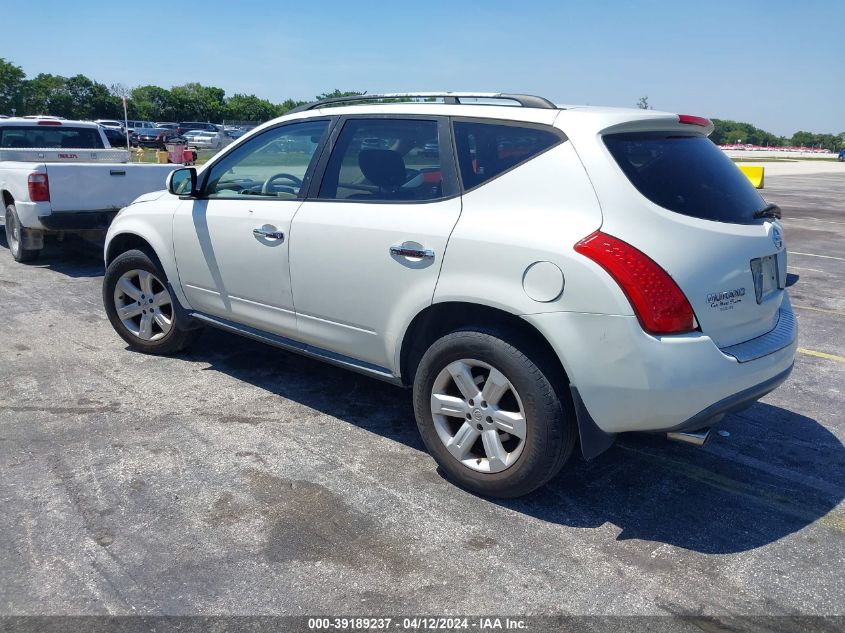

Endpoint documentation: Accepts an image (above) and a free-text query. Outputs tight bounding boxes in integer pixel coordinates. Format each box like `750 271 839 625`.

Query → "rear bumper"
523 294 797 436
38 210 118 231
657 363 793 433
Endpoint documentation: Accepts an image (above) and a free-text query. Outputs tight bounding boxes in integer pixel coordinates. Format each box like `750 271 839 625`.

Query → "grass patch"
127 147 219 165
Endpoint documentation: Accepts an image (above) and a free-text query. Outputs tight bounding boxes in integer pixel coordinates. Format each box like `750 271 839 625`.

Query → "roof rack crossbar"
288 92 557 113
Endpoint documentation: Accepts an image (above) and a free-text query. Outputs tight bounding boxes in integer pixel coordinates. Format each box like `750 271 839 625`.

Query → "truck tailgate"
44 163 177 212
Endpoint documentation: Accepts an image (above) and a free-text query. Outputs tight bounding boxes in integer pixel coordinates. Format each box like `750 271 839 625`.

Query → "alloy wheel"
430 358 527 473
113 269 174 341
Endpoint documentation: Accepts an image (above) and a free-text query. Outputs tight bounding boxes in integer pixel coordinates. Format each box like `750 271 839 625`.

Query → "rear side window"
0 126 105 149
453 121 562 190
604 134 766 224
318 119 448 202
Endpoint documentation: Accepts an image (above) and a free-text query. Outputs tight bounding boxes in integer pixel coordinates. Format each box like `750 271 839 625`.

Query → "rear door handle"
390 245 435 259
253 227 285 241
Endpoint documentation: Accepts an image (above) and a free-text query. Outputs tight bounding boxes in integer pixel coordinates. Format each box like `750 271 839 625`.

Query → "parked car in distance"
177 121 219 136
134 127 182 149
155 122 179 131
126 120 155 133
102 92 796 498
95 119 124 131
421 140 439 157
100 126 129 148
182 129 229 149
225 128 248 139
838 149 845 162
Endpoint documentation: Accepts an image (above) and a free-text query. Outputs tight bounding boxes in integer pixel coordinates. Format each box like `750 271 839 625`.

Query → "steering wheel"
261 172 303 195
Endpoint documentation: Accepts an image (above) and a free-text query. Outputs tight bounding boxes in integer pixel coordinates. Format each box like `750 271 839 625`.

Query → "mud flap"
20 227 44 251
569 385 616 460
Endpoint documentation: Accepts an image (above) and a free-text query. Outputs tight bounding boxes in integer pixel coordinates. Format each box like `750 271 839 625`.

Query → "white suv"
102 93 796 498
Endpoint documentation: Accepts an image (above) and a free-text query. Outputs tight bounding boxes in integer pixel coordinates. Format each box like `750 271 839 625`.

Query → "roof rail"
288 92 557 114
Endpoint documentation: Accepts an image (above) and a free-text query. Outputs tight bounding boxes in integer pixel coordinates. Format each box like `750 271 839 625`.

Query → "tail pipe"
667 428 712 447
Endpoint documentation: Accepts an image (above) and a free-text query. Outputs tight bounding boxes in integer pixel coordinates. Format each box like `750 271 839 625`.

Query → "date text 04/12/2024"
307 617 528 630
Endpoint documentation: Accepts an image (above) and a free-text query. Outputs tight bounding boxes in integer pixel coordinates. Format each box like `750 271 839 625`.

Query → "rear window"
0 126 105 149
604 134 766 224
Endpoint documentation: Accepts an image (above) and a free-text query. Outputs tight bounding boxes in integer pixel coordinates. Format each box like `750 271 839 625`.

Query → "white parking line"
787 217 845 226
788 266 823 273
793 304 845 317
788 251 845 261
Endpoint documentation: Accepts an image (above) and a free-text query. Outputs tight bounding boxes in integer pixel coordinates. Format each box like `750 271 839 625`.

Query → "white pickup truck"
0 118 178 262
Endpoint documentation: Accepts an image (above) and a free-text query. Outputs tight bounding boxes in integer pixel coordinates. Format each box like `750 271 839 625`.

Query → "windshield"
604 133 766 224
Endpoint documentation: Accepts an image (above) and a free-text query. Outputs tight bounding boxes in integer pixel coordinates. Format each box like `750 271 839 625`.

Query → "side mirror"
167 167 197 197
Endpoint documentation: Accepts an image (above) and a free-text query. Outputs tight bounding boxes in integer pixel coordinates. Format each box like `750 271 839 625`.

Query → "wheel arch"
399 300 616 460
106 232 159 266
399 301 572 390
2 190 13 208
105 226 189 309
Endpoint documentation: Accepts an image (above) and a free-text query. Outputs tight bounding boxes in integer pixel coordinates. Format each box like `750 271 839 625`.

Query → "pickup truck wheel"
412 329 576 498
4 203 40 263
103 249 201 355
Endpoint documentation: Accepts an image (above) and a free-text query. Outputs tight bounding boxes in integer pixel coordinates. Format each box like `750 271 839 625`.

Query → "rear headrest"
358 149 406 188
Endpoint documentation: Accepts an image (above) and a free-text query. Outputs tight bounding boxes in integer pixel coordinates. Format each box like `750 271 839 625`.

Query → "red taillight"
678 114 711 127
574 231 696 335
37 120 62 126
28 173 50 202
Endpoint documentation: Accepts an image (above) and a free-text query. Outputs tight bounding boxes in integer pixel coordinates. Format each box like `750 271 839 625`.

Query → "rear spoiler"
0 148 130 163
596 113 715 137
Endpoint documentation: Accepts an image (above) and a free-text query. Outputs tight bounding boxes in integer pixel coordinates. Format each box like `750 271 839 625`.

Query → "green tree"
170 82 226 121
636 95 651 110
790 131 818 148
23 73 68 116
276 98 306 115
225 94 277 122
65 75 119 119
315 89 364 101
131 85 176 121
0 57 26 115
710 119 785 147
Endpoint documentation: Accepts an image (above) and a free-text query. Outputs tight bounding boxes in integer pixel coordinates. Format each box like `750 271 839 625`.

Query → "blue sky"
2 0 842 135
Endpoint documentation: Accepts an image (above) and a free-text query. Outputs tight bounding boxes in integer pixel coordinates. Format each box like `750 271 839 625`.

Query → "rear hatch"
599 128 786 348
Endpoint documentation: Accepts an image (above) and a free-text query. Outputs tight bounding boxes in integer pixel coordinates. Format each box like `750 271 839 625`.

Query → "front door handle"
390 245 435 259
253 227 285 241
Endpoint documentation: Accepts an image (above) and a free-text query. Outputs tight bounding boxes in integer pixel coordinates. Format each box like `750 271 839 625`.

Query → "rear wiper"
753 203 782 220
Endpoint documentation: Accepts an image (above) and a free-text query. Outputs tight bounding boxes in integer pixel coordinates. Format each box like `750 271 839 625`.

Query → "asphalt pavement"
0 163 843 620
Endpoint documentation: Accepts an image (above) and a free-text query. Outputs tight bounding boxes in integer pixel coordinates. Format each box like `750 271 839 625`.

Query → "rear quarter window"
604 133 766 224
453 121 563 190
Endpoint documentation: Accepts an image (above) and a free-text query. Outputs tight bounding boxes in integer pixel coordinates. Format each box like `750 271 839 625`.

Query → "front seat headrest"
358 149 406 188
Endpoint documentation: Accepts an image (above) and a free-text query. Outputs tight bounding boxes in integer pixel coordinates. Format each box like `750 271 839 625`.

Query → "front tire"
103 249 201 354
413 329 576 498
4 203 40 263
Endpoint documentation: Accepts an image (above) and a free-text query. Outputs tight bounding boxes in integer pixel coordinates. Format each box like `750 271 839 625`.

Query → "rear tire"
103 249 202 354
412 329 576 498
4 203 40 263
